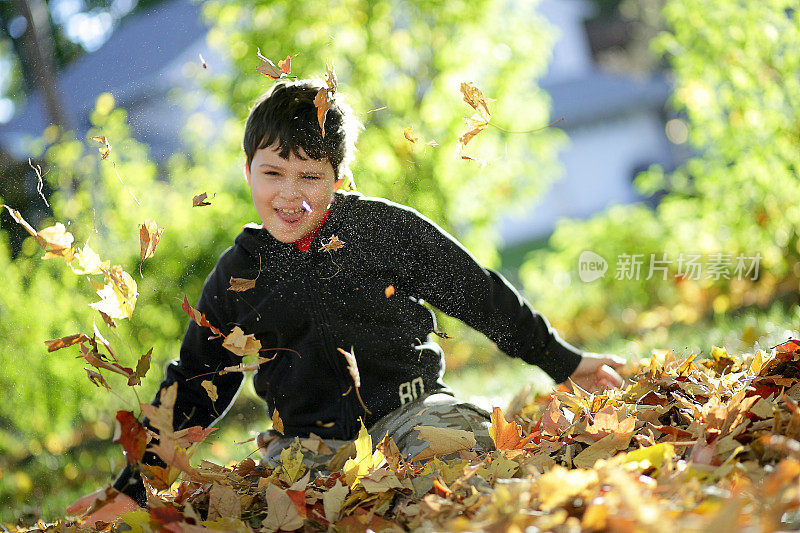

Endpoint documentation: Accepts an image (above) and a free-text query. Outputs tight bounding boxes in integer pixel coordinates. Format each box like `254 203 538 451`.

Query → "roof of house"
0 0 208 158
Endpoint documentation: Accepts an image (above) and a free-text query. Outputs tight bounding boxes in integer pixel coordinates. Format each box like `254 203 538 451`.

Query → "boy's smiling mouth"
275 207 305 225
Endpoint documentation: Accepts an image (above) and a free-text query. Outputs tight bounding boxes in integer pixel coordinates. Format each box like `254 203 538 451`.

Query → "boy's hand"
566 352 625 392
66 488 140 526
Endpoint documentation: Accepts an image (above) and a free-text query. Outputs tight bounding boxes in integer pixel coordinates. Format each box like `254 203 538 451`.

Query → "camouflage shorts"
257 392 494 472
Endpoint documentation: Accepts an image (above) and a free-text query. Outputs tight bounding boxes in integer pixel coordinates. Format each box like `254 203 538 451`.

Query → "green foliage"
521 0 800 343
0 93 248 517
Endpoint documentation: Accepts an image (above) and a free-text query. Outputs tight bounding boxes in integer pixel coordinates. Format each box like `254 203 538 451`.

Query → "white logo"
578 251 607 282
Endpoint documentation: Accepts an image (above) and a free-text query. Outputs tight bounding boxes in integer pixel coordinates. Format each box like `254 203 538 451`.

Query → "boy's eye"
303 175 321 180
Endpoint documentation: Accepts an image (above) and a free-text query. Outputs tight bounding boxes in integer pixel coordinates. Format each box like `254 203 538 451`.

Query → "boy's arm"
112 264 245 505
396 207 582 383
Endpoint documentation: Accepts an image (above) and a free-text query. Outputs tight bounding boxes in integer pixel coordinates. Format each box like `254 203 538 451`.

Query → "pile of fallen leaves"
13 339 800 532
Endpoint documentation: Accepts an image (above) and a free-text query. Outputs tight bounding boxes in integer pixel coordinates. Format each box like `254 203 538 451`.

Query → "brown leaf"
272 408 284 435
128 348 152 387
181 296 223 338
201 380 218 402
138 220 164 261
404 126 419 143
86 367 112 391
409 426 476 461
208 483 241 521
44 333 90 352
228 276 257 292
262 484 305 531
222 326 262 357
82 352 135 380
192 192 211 207
460 82 493 122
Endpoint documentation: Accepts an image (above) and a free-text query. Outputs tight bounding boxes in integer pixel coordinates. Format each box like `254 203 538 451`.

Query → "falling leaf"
114 410 147 464
90 270 138 320
404 126 419 143
228 276 257 292
457 82 493 152
219 356 274 374
44 333 90 352
337 346 370 414
172 426 217 448
222 326 262 357
320 235 345 252
313 62 337 137
201 380 218 402
70 245 108 275
256 49 297 80
127 348 152 387
138 220 164 261
89 136 111 160
199 53 207 69
38 223 76 262
409 426 477 462
85 367 112 391
278 53 298 76
385 285 395 298
180 296 223 338
93 321 117 361
192 192 211 207
272 408 284 435
302 200 312 212
82 352 135 381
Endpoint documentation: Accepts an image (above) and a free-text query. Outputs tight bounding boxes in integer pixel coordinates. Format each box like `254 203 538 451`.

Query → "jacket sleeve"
395 205 582 383
113 259 245 505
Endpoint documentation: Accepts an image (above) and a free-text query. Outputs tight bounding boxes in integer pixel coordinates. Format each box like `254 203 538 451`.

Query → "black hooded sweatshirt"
113 190 583 504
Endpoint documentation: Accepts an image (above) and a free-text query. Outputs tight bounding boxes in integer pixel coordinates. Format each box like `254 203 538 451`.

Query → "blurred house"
0 0 216 163
497 0 674 245
0 0 675 247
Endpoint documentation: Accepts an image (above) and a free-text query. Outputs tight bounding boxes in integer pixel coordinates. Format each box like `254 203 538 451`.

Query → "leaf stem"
487 116 564 134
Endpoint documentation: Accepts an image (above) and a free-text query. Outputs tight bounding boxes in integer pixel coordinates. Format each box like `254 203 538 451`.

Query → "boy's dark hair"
243 80 361 186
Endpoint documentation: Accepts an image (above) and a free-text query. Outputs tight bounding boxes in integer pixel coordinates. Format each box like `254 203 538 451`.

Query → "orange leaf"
313 63 337 137
490 406 540 451
44 333 90 352
319 235 345 252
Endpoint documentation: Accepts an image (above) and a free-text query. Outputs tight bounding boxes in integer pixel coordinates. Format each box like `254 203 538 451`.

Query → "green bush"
520 0 800 343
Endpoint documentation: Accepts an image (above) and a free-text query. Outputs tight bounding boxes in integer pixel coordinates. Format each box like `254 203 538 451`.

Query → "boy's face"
245 143 344 243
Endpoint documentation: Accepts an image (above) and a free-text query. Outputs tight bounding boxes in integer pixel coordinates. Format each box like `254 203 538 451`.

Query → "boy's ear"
244 162 251 187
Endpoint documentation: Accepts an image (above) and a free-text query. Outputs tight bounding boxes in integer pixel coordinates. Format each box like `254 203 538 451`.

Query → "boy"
69 80 622 519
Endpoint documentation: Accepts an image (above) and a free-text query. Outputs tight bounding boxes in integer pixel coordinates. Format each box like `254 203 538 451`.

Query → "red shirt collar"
293 207 331 252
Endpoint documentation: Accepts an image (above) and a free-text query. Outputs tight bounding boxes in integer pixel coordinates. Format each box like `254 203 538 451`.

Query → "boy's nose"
278 181 301 199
